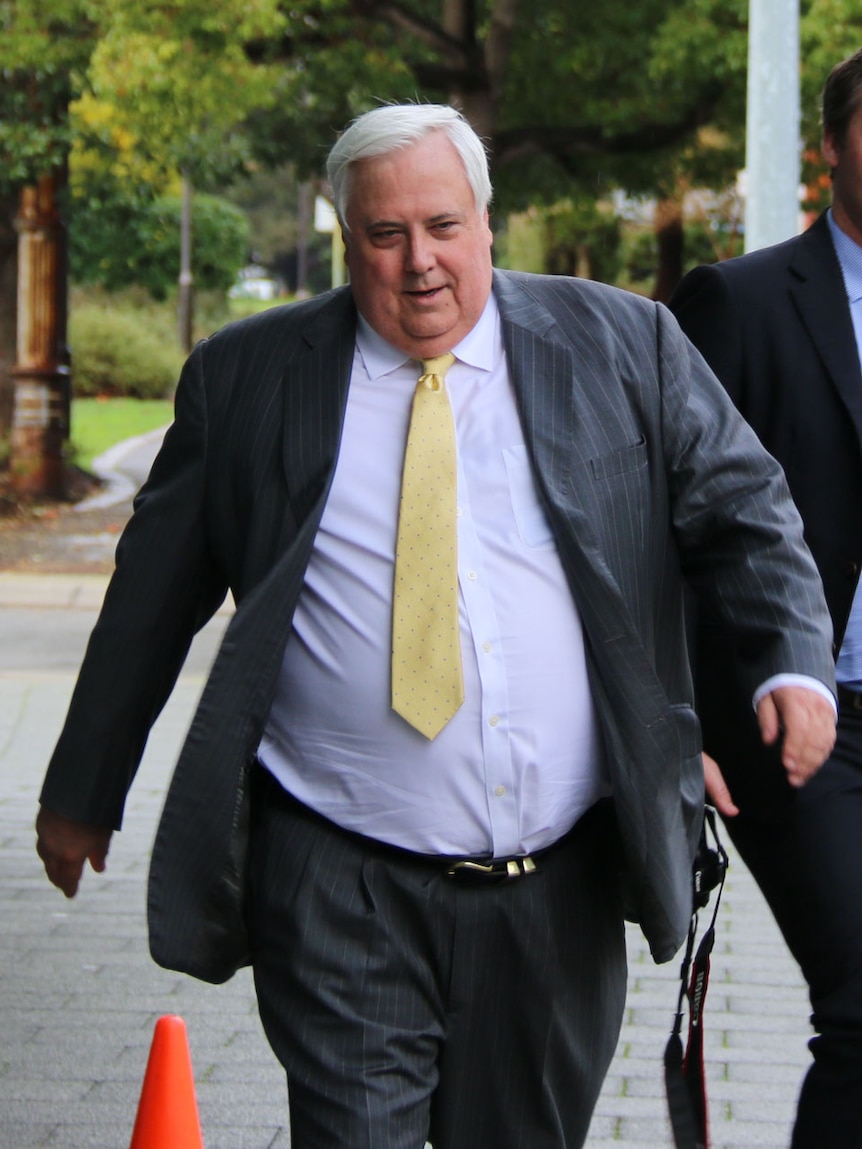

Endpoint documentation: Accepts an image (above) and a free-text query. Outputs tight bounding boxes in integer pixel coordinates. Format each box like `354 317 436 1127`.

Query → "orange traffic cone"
129 1014 205 1148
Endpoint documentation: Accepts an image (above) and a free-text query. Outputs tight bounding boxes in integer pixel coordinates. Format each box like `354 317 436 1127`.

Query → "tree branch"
493 94 722 171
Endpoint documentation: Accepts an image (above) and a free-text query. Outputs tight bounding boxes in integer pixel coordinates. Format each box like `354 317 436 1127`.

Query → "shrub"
70 304 184 399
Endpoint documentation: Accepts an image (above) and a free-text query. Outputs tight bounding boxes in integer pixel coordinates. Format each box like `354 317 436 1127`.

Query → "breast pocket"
503 444 556 549
589 437 648 481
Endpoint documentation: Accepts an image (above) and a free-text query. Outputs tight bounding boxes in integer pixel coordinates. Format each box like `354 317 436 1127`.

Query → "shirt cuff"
752 673 838 716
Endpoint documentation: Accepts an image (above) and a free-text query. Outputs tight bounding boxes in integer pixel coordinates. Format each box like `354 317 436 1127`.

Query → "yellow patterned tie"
391 353 464 739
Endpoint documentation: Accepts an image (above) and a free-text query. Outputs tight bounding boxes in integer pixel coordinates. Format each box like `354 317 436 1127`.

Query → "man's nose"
405 232 434 273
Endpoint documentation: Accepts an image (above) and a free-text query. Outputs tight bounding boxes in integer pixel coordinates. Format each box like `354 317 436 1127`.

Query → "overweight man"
36 103 836 1149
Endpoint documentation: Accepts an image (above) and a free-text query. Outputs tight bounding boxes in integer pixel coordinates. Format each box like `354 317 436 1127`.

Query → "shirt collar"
355 292 502 380
827 208 862 303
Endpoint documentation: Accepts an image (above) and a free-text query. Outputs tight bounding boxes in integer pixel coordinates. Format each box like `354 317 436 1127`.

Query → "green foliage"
621 215 742 294
544 200 622 283
85 0 285 187
135 193 250 299
497 211 548 274
0 0 99 192
69 188 250 299
500 200 622 282
801 0 862 144
799 0 862 212
69 301 183 398
229 0 752 214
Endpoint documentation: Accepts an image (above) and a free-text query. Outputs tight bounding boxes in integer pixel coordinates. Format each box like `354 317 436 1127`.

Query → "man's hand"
756 684 837 788
35 806 113 898
703 752 739 818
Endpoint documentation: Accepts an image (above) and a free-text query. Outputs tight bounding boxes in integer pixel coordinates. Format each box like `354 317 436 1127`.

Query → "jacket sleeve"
40 343 228 829
656 301 835 701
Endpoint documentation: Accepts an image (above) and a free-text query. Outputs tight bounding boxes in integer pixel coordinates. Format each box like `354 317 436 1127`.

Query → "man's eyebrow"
363 211 465 230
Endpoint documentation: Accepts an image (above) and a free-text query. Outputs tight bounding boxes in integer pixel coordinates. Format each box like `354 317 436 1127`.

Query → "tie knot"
419 353 455 390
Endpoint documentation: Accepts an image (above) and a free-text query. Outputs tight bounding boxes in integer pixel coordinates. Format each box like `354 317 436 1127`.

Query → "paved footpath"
0 571 813 1149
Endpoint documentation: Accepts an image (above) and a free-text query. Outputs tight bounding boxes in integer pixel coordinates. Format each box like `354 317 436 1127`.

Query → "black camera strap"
665 807 728 1149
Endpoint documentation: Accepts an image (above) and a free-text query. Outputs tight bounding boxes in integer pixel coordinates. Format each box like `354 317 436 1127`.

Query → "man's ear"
822 129 841 171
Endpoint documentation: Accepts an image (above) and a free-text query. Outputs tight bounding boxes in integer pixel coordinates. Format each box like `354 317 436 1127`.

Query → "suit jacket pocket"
589 436 648 481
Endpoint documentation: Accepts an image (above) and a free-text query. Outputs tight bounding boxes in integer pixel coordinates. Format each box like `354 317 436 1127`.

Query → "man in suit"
669 49 862 1149
37 103 836 1149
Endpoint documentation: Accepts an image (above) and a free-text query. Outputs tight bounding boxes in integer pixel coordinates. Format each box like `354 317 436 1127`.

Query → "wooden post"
9 174 70 498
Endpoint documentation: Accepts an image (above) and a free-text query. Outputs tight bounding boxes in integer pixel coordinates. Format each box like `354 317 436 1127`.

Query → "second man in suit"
37 103 837 1149
670 49 862 1149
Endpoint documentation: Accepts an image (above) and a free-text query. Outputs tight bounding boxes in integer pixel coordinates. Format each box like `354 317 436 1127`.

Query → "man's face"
823 104 862 246
342 130 494 358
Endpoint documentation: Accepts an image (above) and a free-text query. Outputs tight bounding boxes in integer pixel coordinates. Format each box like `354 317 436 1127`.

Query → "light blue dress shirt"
827 209 862 690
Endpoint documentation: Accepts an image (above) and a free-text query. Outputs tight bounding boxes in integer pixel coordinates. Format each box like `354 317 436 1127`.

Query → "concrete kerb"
75 424 171 514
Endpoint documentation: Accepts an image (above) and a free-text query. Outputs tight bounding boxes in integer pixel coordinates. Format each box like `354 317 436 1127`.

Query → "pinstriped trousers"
246 770 627 1149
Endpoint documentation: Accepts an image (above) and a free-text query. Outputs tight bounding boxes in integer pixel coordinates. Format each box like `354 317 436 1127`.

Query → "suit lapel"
788 214 862 443
282 289 357 525
493 272 639 650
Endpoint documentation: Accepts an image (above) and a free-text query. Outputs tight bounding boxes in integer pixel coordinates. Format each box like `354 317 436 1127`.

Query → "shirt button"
482 641 492 653
494 785 506 797
489 714 500 727
467 570 477 581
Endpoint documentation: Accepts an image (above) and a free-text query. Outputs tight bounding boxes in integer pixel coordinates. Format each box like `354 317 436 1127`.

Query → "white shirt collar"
355 293 502 380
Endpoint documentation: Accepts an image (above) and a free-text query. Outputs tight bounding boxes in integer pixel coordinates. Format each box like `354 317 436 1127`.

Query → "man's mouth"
407 285 445 300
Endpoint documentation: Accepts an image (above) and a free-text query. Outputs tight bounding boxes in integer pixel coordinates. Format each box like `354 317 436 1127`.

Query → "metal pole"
178 170 194 353
296 182 310 300
745 0 800 252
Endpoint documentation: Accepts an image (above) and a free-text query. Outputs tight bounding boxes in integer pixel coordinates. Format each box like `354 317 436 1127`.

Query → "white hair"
326 103 493 228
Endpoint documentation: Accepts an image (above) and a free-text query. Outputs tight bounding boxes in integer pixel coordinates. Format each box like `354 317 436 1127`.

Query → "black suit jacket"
41 270 834 981
671 211 862 810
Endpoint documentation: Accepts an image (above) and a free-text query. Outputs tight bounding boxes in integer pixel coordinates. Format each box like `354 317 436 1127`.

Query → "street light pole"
178 169 194 354
745 0 800 252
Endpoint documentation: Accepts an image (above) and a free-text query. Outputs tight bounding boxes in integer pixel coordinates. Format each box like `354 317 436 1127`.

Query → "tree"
69 190 250 298
799 0 862 216
81 0 285 345
236 0 745 213
84 0 284 189
0 0 100 435
231 0 755 300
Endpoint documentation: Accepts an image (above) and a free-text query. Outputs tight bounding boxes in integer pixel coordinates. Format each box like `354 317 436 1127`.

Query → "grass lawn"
70 397 174 473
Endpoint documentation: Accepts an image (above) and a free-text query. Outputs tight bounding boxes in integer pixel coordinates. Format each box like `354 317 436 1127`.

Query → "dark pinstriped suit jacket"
671 212 862 812
41 269 835 983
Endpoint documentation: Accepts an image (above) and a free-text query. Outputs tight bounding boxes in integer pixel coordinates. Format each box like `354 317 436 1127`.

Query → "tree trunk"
0 192 19 437
9 174 71 499
652 196 684 304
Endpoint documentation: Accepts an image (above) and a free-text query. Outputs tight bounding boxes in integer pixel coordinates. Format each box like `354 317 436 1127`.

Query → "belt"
252 760 608 885
837 685 862 712
445 854 540 882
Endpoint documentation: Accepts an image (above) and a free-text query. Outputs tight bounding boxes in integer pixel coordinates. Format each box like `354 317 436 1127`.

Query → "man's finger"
703 752 739 818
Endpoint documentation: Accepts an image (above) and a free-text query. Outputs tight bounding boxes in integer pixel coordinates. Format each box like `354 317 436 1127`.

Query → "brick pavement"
0 572 813 1149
